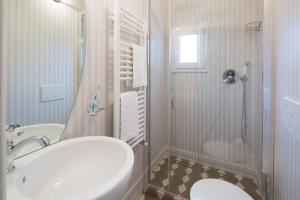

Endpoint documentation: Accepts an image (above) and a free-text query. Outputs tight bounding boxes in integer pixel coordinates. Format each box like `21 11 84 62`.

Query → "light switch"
40 84 64 102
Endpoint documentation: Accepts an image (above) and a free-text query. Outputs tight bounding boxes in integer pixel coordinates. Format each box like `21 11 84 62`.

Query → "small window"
173 28 207 72
179 34 198 64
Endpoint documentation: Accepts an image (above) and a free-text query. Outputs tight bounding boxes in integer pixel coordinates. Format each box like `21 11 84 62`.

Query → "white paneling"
3 0 81 126
275 0 300 198
170 0 263 175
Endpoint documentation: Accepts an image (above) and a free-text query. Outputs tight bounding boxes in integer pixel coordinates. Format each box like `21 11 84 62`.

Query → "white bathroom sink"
7 136 134 200
9 124 65 158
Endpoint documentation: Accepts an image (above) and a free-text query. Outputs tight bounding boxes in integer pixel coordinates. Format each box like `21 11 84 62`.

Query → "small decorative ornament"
87 87 105 116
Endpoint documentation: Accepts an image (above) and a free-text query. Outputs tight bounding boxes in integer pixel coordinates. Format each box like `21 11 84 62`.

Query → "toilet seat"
190 179 253 200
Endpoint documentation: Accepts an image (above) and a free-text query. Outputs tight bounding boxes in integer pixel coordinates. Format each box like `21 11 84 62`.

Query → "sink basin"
7 136 134 200
9 124 65 158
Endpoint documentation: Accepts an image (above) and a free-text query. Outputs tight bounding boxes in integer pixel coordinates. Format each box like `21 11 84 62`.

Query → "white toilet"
190 179 253 200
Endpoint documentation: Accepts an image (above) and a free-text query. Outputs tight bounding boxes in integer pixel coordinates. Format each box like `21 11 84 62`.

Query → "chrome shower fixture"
240 61 250 82
240 61 250 144
223 69 238 84
245 21 262 31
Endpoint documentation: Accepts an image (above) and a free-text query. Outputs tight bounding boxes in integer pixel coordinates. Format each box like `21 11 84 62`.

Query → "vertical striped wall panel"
275 0 300 199
170 0 263 175
63 0 113 139
0 0 7 197
61 0 145 196
1 0 166 198
119 0 149 192
149 0 169 164
63 1 170 199
3 0 81 126
262 0 275 198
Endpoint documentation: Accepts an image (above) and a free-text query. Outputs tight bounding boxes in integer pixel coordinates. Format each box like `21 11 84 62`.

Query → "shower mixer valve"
223 69 238 84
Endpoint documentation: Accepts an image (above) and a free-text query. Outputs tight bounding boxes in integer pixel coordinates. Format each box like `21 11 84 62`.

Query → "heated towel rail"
113 2 148 148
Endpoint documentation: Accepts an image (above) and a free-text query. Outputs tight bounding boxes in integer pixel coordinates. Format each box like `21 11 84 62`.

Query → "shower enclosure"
148 0 263 199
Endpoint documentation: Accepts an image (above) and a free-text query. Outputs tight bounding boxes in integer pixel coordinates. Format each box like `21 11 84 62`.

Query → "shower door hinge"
171 98 175 109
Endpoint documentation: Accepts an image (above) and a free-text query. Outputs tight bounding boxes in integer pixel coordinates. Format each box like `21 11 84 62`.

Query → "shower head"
53 0 62 3
240 61 251 82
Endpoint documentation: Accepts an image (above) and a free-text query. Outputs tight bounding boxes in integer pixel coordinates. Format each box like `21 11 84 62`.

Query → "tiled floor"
145 155 262 200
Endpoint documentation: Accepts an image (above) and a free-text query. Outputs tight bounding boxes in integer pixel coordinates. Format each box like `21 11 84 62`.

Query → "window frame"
172 27 207 73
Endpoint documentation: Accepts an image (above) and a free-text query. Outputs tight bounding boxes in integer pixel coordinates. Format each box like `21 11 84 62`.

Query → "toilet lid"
190 179 253 200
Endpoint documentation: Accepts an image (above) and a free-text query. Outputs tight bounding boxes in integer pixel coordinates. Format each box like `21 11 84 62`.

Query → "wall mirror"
3 0 86 158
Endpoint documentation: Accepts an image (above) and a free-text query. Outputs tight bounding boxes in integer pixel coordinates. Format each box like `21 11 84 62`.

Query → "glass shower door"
148 0 263 199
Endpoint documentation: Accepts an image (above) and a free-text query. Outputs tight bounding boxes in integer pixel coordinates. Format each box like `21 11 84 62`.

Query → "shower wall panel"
275 0 300 199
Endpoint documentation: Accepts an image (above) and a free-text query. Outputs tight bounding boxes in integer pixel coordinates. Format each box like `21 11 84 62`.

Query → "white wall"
274 0 300 199
169 0 263 176
3 0 81 126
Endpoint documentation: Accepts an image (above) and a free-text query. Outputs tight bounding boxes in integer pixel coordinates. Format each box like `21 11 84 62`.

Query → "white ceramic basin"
7 136 134 200
9 124 65 158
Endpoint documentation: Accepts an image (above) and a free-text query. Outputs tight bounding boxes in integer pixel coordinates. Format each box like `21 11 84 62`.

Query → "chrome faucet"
6 136 51 173
6 124 21 133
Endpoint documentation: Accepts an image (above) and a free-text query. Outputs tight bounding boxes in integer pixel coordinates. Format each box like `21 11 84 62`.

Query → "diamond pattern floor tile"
146 155 262 200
